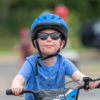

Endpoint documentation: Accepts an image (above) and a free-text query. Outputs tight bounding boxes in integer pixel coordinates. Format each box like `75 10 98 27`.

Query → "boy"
11 14 98 100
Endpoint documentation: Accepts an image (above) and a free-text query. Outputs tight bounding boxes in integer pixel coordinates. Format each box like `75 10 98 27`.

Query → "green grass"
0 37 19 54
87 62 100 71
80 62 100 73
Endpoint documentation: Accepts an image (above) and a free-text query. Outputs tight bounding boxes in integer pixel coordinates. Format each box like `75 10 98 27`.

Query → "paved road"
0 60 24 100
0 56 100 100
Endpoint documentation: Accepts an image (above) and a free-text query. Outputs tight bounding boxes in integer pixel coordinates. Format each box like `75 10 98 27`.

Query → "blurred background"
0 0 100 100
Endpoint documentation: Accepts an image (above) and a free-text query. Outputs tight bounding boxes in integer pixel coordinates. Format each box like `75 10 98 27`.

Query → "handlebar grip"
96 83 100 88
6 89 14 95
6 89 32 95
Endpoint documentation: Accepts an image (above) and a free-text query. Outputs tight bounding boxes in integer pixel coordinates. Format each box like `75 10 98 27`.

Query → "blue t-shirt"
18 54 78 100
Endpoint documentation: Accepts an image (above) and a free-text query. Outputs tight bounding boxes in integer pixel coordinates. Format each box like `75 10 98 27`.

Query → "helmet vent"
37 18 39 20
43 17 46 20
52 17 55 19
59 17 61 20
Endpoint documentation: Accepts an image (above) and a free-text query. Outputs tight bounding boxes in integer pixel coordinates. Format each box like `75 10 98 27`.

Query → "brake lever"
83 77 92 81
82 77 100 89
82 77 100 90
83 77 92 90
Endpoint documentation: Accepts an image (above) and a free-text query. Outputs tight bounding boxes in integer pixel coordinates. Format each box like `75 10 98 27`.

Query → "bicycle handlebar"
77 82 100 90
6 89 38 100
6 89 35 95
6 77 100 100
6 83 100 95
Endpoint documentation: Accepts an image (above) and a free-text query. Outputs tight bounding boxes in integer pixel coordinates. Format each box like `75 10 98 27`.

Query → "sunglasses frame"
38 33 61 40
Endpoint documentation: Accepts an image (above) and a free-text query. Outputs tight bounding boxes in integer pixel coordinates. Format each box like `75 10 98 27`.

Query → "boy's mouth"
45 45 53 48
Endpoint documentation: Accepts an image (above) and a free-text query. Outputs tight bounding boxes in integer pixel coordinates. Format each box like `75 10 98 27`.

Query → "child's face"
35 29 65 57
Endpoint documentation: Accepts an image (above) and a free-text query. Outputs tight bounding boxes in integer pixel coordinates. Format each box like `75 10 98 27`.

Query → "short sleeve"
65 59 78 78
18 60 33 81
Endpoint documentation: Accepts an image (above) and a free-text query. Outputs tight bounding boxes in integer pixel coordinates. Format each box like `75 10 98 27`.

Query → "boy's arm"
71 70 85 85
11 74 25 96
71 70 98 91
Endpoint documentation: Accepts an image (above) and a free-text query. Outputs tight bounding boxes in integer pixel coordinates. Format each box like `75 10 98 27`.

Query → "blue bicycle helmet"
31 14 68 48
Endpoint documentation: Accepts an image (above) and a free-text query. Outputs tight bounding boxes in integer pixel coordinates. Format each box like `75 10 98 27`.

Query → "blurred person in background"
13 27 38 69
53 4 70 21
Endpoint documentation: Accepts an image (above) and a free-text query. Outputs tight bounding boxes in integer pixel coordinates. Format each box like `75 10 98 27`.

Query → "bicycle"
6 77 100 100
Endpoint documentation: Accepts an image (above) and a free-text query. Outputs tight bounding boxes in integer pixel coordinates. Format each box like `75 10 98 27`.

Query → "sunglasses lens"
38 33 60 40
51 33 60 40
38 33 48 40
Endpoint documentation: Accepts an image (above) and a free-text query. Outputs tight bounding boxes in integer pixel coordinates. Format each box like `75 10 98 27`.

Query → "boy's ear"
60 40 65 49
34 40 37 48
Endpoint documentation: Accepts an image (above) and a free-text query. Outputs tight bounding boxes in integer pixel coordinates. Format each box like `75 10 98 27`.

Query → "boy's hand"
84 81 98 92
11 85 24 97
89 81 98 89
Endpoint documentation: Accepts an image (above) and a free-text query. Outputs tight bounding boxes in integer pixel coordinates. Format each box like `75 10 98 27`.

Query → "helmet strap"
35 41 60 76
36 41 42 57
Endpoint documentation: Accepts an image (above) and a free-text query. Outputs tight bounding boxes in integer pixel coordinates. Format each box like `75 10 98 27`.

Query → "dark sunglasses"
38 33 61 40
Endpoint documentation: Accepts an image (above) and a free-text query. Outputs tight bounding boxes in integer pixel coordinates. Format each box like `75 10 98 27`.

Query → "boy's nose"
46 35 52 41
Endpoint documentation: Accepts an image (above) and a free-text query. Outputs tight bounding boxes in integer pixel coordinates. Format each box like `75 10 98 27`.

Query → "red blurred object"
54 5 70 21
20 27 29 37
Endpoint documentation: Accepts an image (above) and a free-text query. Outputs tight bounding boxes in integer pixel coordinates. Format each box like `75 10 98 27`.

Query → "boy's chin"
42 52 56 57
